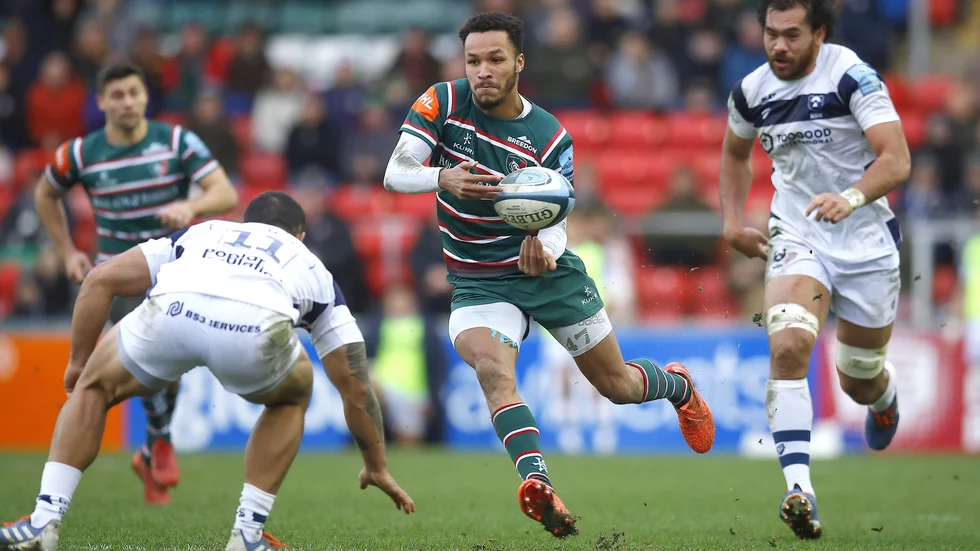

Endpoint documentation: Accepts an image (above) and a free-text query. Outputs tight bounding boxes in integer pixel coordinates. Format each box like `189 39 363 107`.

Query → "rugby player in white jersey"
0 192 415 551
719 0 911 540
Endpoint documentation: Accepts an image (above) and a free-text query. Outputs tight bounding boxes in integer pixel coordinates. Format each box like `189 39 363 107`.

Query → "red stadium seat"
600 187 665 215
14 149 48 190
328 185 394 219
665 114 726 148
898 110 927 150
607 112 669 150
909 75 952 113
881 73 910 111
0 262 21 313
230 116 253 153
932 265 958 304
553 110 610 151
157 111 185 127
394 192 436 220
635 265 688 320
241 153 287 189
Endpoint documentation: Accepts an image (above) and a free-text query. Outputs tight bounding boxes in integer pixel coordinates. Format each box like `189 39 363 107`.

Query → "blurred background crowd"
1 0 978 444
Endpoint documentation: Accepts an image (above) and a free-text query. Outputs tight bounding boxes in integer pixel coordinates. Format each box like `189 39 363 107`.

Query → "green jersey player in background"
34 61 239 505
384 12 716 538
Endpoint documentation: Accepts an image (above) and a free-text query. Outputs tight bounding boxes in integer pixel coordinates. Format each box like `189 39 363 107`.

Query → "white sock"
870 361 898 412
30 462 83 528
233 483 276 543
766 379 815 495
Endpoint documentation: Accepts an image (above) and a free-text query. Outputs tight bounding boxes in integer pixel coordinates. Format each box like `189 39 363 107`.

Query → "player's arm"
162 128 238 228
308 290 415 512
384 83 501 199
320 342 387 469
36 140 93 283
523 138 574 275
720 86 768 259
809 64 911 222
67 231 178 370
188 167 238 218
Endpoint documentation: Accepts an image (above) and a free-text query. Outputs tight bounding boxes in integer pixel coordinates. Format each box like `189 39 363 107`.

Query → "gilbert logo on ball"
493 167 575 231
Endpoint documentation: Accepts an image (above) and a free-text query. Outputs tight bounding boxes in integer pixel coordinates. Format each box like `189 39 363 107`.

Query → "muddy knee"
767 303 819 379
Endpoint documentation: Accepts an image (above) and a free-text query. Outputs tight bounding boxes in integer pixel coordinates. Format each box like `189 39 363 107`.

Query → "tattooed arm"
320 342 387 471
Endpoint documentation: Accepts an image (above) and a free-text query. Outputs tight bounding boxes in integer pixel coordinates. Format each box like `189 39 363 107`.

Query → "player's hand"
438 161 503 200
63 362 85 398
156 201 196 229
64 250 93 285
724 227 769 260
806 193 853 224
359 467 416 514
518 236 557 276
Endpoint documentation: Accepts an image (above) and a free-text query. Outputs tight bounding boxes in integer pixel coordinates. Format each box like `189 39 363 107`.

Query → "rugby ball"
493 167 575 231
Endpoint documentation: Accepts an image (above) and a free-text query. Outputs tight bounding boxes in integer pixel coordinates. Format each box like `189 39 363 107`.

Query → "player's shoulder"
731 62 778 108
821 43 866 80
524 100 571 160
411 79 468 122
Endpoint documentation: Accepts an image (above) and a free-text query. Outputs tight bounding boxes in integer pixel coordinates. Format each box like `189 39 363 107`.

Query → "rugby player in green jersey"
34 61 239 504
384 12 716 538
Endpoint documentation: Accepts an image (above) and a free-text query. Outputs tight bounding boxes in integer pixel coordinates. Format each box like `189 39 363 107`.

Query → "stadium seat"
241 153 287 189
882 73 911 111
553 110 610 152
394 192 436 220
0 186 13 221
0 262 21 313
665 114 726 148
909 75 952 113
607 112 668 151
14 149 47 191
230 116 253 153
156 112 185 128
898 110 926 150
932 265 958 304
328 185 394 219
635 265 688 321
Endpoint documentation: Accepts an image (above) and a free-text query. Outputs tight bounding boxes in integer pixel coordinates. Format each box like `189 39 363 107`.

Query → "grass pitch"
0 450 977 550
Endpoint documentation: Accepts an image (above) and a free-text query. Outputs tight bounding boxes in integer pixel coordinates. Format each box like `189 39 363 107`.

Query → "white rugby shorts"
117 292 302 397
765 215 901 329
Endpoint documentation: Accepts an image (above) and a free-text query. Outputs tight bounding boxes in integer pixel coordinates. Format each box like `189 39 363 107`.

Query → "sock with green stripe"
492 402 551 487
626 358 692 407
141 383 178 459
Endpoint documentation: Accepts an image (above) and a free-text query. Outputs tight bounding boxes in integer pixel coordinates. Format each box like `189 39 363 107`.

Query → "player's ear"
296 231 306 242
515 53 525 74
96 92 106 113
814 25 827 44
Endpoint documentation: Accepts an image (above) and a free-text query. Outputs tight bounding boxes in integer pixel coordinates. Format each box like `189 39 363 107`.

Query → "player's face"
464 31 524 111
98 75 148 131
763 6 825 81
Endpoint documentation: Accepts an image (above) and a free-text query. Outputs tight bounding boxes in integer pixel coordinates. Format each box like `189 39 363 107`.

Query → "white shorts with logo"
448 303 613 358
766 216 901 329
117 292 302 397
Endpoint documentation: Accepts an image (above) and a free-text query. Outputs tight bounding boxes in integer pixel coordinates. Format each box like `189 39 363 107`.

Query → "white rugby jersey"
138 220 353 351
727 44 903 263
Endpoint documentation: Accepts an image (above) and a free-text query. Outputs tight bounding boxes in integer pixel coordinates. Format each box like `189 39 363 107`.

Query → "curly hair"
757 0 838 40
458 11 525 54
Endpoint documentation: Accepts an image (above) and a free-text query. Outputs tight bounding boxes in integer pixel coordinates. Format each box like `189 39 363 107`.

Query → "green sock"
492 403 551 487
627 358 692 407
141 385 177 449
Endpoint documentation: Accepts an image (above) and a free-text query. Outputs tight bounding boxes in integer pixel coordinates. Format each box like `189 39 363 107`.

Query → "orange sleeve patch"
411 86 440 123
53 141 73 176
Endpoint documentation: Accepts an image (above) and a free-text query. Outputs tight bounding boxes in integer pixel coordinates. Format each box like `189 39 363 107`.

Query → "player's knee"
472 354 516 401
836 342 887 404
767 303 819 378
